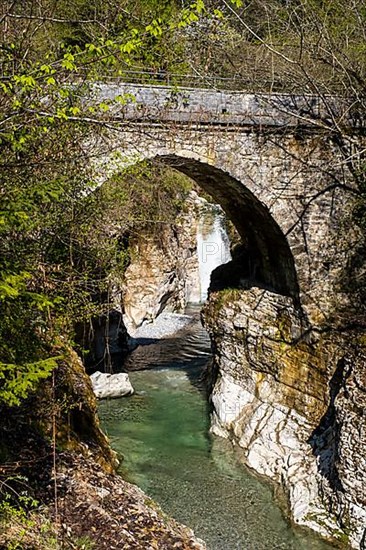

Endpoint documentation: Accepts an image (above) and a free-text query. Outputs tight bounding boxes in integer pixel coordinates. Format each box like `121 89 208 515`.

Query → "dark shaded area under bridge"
157 155 300 303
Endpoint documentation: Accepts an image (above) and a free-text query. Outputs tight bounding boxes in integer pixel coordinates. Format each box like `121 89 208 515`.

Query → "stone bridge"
90 82 365 547
92 82 358 326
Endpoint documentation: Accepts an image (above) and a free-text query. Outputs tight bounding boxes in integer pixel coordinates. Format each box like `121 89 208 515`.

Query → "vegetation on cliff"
0 2 201 545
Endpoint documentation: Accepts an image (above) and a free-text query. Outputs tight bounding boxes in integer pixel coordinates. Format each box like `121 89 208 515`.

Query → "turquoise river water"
98 313 335 550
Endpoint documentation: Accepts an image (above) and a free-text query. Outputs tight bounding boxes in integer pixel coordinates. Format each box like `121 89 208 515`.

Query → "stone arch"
156 154 299 302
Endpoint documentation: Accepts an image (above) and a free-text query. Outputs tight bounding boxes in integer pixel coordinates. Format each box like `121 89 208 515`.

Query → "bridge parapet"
91 82 351 129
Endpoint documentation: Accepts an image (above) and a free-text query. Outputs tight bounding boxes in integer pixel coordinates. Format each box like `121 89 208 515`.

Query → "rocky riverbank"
202 288 366 549
0 451 205 550
0 348 205 550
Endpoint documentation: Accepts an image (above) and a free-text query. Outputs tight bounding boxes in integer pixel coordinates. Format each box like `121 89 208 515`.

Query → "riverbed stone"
90 371 134 399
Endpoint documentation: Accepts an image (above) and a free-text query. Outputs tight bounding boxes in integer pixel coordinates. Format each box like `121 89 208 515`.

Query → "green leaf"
40 64 52 74
0 272 31 300
0 357 59 407
69 106 81 116
146 19 163 37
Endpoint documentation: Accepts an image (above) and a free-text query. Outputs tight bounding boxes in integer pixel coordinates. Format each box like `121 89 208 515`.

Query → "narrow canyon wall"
203 288 366 548
122 191 199 329
122 191 230 329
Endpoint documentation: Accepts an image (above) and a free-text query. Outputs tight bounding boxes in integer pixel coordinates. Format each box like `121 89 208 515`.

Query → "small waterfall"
196 204 231 302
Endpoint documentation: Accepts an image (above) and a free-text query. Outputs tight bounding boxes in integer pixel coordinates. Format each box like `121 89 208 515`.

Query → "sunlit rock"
90 371 134 399
203 288 366 547
122 191 232 329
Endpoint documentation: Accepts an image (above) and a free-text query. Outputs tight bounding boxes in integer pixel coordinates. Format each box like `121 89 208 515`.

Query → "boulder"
90 371 134 399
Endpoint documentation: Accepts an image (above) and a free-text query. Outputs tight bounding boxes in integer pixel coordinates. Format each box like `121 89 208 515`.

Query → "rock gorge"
2 3 366 548
58 85 366 546
117 184 366 548
122 190 231 330
202 289 366 548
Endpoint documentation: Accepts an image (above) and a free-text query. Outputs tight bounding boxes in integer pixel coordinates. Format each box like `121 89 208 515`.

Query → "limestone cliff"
203 288 366 548
122 191 208 329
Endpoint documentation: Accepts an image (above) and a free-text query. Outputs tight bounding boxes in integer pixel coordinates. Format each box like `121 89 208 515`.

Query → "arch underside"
157 154 299 302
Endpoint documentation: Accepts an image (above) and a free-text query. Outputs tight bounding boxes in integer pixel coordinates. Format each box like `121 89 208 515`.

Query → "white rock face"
122 192 200 330
203 288 366 547
90 371 134 399
210 371 335 537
